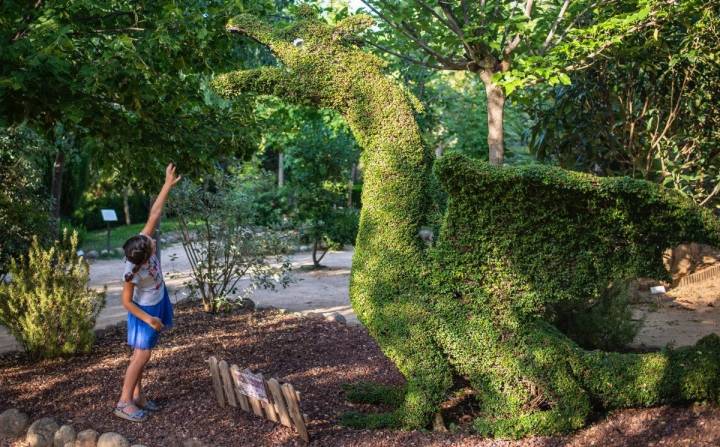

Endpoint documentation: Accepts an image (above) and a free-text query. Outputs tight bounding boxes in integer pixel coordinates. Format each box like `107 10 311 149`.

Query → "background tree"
527 0 720 209
357 0 659 165
0 0 280 229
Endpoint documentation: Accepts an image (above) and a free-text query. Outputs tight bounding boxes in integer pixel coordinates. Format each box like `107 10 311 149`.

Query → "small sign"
101 209 118 222
650 285 667 294
232 369 269 402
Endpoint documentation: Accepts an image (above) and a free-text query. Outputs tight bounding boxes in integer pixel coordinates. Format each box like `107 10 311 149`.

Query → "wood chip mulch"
2 304 720 447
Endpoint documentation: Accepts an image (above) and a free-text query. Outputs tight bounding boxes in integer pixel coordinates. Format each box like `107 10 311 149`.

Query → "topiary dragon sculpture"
211 9 720 438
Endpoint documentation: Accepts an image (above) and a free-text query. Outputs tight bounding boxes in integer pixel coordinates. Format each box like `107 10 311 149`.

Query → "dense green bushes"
213 9 720 439
0 231 105 358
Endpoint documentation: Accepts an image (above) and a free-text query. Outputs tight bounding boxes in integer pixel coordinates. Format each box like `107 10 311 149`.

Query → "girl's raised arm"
141 163 181 237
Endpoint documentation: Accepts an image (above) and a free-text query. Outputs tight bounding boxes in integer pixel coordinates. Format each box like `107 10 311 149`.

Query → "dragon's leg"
343 296 454 429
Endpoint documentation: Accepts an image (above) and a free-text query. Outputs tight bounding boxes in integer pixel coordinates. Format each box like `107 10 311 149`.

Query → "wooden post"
267 379 292 428
219 360 237 408
258 373 278 423
208 357 225 407
282 383 309 442
229 365 251 412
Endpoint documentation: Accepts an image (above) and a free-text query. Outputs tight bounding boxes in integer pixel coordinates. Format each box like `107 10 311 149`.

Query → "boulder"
75 429 99 447
85 250 99 259
26 417 59 447
0 408 29 439
97 432 130 447
304 312 323 320
325 312 346 325
53 425 76 447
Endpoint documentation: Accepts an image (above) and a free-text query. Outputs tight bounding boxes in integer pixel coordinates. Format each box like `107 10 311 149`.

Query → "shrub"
0 231 106 358
169 172 293 313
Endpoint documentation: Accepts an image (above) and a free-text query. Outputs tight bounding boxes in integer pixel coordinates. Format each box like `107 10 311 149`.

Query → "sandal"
136 399 160 412
113 402 148 422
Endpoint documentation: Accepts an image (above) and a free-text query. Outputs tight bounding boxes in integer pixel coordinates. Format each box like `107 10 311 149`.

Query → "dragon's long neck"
340 69 430 326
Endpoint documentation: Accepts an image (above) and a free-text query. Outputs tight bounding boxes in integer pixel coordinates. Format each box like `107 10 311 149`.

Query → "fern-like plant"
0 230 105 358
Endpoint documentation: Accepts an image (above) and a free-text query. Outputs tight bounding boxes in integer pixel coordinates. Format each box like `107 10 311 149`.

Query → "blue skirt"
127 286 173 350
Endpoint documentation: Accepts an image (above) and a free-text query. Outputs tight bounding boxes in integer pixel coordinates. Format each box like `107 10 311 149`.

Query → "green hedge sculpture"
212 9 720 438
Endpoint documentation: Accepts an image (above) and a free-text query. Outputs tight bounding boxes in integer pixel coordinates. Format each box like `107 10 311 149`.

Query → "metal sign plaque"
101 209 118 222
232 369 269 402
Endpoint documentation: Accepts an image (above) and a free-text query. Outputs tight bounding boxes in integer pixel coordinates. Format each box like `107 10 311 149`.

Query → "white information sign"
101 209 118 222
232 369 269 402
650 285 667 294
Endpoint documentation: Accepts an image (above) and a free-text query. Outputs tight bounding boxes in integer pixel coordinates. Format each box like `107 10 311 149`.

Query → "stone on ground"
26 417 59 447
75 429 99 447
97 432 130 447
325 312 346 324
54 424 76 447
0 408 29 439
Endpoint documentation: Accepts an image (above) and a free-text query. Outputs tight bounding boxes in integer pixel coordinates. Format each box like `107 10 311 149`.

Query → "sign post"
100 209 118 253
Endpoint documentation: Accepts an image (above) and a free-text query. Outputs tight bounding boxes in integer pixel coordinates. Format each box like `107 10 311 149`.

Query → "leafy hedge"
212 8 720 438
431 153 720 436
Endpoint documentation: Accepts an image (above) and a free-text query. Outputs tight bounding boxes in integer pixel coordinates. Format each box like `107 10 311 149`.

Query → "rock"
97 432 129 447
240 298 255 311
0 408 29 439
100 249 109 257
26 417 59 447
75 429 99 447
182 438 206 447
54 425 76 447
325 312 346 324
86 250 99 259
304 312 323 319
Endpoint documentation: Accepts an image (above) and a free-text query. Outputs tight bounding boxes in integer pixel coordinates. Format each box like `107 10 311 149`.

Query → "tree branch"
362 39 459 70
362 0 466 69
542 0 571 50
503 0 534 57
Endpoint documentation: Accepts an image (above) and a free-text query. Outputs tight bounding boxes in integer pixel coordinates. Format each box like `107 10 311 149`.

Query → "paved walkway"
0 245 355 354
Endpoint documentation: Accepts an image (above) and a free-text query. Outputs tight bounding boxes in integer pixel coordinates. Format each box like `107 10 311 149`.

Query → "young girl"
114 163 181 422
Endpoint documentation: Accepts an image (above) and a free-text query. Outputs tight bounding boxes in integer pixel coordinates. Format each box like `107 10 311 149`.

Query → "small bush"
0 230 106 358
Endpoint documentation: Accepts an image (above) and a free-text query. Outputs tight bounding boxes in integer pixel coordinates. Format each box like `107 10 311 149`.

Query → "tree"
0 0 278 225
357 0 658 165
0 126 52 276
527 0 720 208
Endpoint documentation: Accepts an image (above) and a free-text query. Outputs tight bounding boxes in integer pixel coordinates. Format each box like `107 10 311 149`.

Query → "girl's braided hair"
123 235 153 282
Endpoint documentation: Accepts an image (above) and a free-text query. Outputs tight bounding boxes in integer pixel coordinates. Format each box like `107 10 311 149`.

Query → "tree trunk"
123 186 131 225
278 152 284 188
482 76 506 166
50 150 65 235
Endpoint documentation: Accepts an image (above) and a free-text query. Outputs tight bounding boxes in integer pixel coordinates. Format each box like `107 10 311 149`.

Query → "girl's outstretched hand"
164 163 182 187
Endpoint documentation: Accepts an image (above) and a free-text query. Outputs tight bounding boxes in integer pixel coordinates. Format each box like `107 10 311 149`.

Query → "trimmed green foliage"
212 8 720 438
342 382 406 407
0 231 105 358
432 153 720 437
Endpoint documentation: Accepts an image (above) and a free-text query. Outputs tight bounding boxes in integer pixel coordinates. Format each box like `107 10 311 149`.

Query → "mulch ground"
2 304 720 447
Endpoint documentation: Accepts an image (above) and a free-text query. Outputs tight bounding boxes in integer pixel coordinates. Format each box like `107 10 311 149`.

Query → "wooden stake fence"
678 264 720 287
208 356 310 442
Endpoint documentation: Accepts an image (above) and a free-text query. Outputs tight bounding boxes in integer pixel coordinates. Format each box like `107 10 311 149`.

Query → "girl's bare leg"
118 348 151 412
